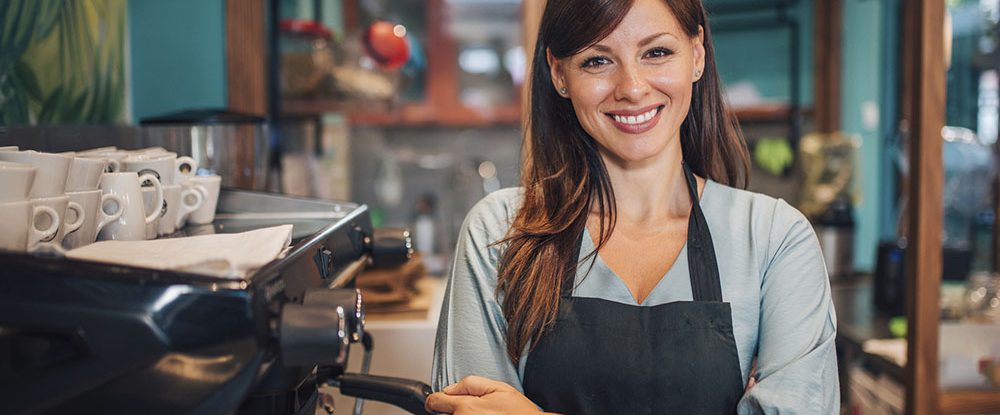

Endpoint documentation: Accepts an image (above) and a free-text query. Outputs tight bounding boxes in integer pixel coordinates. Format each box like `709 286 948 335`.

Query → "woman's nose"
613 64 650 102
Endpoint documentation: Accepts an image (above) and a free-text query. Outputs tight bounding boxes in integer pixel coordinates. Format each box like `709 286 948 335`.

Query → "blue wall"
712 2 814 105
841 0 884 271
128 0 227 121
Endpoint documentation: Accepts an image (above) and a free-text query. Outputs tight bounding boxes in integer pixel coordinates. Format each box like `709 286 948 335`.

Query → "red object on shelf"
363 20 410 70
279 19 333 40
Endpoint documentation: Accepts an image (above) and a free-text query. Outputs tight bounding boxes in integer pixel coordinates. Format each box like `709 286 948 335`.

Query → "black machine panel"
0 189 428 415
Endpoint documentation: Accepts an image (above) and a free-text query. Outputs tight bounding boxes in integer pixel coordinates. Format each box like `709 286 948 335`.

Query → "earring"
559 87 567 95
695 70 702 78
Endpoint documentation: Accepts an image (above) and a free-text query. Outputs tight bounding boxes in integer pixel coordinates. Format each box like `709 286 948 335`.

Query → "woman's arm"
432 190 524 393
738 200 840 414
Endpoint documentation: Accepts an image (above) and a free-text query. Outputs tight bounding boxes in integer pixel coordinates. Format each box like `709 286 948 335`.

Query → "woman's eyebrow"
589 32 675 53
637 32 672 47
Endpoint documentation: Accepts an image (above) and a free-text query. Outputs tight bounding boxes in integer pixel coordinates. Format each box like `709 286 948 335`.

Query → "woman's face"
549 0 704 166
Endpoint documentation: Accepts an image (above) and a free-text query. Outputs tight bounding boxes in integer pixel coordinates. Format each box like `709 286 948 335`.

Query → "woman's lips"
605 105 664 134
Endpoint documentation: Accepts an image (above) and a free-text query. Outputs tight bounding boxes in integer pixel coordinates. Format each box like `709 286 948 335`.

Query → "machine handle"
337 373 433 415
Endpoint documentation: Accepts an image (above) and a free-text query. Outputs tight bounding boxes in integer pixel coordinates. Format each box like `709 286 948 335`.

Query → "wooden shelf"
730 103 813 122
940 390 1000 414
281 97 521 127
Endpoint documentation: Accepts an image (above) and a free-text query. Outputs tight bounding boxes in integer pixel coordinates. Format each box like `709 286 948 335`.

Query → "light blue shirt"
432 181 840 414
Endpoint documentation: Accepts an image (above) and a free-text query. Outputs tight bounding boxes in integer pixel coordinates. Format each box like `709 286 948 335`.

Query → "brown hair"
496 0 751 364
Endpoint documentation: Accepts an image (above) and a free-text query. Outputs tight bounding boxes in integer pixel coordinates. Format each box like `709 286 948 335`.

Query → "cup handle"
107 158 121 173
64 201 85 235
95 193 124 234
139 173 164 225
176 156 198 182
176 186 204 228
27 205 61 251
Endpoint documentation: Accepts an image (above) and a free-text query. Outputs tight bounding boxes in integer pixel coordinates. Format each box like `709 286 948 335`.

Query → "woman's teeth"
612 107 659 125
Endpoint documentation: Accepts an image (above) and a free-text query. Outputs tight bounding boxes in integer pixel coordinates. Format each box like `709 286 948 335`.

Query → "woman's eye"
645 47 674 59
580 56 611 68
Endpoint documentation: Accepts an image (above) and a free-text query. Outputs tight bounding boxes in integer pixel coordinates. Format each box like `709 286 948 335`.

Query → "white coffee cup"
98 172 163 241
0 200 60 252
65 156 109 191
78 150 126 173
141 186 164 239
0 161 36 202
79 146 118 154
186 175 221 225
128 146 170 155
0 150 72 198
0 146 18 152
31 195 84 251
174 183 204 230
62 189 124 250
123 153 179 187
151 184 203 236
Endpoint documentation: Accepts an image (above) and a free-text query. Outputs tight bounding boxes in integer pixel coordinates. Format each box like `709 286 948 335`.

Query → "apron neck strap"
683 163 723 302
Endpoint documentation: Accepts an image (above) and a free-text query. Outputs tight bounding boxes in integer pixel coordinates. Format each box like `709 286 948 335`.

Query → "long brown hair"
496 0 750 364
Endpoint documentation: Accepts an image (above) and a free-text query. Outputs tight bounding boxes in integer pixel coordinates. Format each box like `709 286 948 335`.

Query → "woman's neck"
597 143 700 225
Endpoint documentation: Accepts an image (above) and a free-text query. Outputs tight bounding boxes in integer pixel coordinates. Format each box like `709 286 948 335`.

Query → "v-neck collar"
573 179 715 306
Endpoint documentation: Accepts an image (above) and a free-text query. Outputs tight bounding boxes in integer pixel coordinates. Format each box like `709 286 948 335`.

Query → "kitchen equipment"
814 198 855 280
140 109 270 191
0 188 433 415
874 239 977 316
276 115 323 197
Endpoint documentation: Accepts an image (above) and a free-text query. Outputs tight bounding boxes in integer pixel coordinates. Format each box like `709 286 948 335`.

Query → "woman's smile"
605 104 665 134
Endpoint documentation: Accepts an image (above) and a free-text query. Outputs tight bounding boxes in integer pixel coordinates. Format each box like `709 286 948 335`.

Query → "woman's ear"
693 25 706 82
547 48 569 97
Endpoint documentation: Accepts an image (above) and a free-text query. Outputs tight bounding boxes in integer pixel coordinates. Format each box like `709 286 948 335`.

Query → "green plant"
0 0 126 126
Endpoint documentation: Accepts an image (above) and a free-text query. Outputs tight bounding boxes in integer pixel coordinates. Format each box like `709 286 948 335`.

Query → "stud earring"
695 70 702 78
559 87 567 95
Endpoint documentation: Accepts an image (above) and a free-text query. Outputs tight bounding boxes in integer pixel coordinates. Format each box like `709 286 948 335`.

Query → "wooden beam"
226 0 267 116
813 0 841 133
902 0 946 413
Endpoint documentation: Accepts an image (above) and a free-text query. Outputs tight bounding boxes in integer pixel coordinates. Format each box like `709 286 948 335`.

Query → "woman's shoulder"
460 187 524 241
704 180 813 249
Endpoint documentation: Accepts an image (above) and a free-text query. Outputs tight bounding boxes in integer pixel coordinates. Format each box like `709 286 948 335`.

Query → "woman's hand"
426 376 552 415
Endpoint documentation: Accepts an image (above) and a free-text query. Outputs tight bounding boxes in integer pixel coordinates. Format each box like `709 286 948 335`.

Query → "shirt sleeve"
738 200 841 414
431 191 523 392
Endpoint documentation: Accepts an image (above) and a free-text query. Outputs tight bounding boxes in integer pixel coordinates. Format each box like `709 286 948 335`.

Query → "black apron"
522 164 744 415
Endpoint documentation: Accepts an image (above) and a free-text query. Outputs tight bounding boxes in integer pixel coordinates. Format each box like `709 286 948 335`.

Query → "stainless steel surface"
141 111 271 191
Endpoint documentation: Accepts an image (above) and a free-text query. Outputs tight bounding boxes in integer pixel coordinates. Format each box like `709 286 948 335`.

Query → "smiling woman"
429 0 839 414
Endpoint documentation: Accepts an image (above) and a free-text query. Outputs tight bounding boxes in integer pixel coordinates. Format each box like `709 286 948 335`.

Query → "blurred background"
2 0 1000 413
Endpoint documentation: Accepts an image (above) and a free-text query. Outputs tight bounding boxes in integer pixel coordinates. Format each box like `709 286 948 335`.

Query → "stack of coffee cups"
0 145 224 250
60 153 124 249
0 159 61 252
0 150 84 253
120 148 203 237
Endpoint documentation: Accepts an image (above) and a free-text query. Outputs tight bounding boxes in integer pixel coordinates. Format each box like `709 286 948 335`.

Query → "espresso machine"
0 188 433 415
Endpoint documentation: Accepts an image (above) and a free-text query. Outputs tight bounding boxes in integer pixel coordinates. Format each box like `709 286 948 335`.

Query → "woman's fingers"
443 375 509 396
426 391 466 413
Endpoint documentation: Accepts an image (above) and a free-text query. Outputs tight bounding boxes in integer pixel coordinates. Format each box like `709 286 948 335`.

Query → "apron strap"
561 228 585 295
683 163 723 302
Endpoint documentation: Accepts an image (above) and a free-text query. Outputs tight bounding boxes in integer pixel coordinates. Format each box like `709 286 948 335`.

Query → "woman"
428 0 839 413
